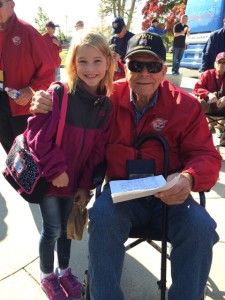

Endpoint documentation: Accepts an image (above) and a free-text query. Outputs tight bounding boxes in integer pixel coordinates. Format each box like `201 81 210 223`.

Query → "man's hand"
208 92 218 103
52 172 69 187
217 96 225 108
30 90 52 114
16 87 33 106
154 172 193 205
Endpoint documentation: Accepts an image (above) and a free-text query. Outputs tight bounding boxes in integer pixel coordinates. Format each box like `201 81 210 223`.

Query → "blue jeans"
88 186 219 300
172 47 185 73
39 196 73 273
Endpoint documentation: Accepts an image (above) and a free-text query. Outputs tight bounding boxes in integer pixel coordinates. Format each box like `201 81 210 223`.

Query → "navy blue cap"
46 21 59 28
112 16 125 34
124 32 166 61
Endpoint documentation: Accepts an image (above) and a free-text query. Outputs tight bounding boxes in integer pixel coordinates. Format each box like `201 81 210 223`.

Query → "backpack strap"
55 82 69 147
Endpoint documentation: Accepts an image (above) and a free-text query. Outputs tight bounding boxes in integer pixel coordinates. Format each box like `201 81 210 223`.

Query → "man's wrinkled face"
215 59 225 75
124 53 167 100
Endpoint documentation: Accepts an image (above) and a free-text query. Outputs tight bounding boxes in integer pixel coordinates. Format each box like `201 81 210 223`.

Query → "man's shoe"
41 273 68 300
57 268 83 300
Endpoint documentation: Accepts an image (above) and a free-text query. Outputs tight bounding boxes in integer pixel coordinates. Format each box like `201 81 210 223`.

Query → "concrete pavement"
0 74 225 299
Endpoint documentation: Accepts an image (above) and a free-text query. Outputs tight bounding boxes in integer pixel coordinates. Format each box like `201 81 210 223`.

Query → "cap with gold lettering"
125 32 166 61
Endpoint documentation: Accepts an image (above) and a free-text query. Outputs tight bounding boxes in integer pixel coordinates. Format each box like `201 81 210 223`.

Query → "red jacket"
106 78 222 192
1 14 55 116
42 33 62 68
192 69 225 100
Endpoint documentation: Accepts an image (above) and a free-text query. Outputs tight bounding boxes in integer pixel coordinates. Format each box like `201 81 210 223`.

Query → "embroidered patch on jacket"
12 36 22 45
151 118 168 131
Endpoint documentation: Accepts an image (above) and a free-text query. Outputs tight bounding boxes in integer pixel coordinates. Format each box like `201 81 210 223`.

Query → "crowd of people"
0 2 223 300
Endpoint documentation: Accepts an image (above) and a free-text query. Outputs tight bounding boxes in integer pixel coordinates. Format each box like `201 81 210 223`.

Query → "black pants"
0 91 31 153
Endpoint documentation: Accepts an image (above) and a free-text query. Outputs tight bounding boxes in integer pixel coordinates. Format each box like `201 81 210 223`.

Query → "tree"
98 0 142 31
34 6 49 34
141 0 187 33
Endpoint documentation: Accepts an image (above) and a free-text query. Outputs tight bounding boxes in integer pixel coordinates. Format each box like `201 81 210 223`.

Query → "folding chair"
82 133 206 300
205 113 225 134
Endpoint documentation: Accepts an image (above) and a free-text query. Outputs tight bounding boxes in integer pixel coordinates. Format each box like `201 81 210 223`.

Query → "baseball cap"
112 16 125 34
152 19 159 23
124 32 166 61
216 52 225 62
46 21 58 28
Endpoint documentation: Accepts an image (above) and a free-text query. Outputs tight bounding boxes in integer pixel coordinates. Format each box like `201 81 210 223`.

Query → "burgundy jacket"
1 14 55 116
27 81 113 197
42 33 62 68
192 69 225 100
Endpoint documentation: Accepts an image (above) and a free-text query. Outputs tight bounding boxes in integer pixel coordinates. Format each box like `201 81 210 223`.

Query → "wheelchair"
81 133 206 300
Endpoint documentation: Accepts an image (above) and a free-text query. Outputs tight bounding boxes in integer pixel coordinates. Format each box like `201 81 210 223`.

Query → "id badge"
126 159 155 179
0 70 3 91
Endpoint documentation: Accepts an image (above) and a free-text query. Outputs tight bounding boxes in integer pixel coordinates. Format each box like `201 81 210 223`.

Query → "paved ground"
0 69 224 299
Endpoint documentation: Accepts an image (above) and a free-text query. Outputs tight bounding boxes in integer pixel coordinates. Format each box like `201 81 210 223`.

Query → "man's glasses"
217 61 225 65
127 61 163 74
0 0 11 8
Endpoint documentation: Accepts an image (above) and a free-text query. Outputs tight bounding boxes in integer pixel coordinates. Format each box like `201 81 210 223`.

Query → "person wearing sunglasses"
0 0 55 153
30 32 221 300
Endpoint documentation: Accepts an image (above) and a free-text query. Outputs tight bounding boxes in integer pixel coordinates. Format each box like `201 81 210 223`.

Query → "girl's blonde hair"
65 30 115 97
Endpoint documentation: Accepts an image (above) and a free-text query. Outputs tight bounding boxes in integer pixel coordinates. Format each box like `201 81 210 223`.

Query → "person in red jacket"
43 21 62 80
109 44 125 81
30 32 221 300
193 52 225 145
0 0 55 153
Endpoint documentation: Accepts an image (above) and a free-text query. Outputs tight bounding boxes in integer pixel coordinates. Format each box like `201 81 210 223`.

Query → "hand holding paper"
109 174 180 203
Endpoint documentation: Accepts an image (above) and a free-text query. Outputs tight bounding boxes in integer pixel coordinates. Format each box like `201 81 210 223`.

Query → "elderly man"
31 32 221 300
193 51 225 145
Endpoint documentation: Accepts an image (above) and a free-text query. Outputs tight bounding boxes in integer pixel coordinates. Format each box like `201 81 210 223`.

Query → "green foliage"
98 0 142 31
58 28 67 44
34 6 49 34
60 49 68 66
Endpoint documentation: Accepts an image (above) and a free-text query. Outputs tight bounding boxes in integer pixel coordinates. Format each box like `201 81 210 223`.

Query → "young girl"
26 30 115 300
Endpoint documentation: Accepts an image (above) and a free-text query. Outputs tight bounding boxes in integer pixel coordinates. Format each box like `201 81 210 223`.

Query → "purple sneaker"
58 268 83 299
41 273 68 300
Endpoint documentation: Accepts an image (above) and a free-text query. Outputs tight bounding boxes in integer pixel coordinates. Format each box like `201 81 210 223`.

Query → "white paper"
109 175 180 203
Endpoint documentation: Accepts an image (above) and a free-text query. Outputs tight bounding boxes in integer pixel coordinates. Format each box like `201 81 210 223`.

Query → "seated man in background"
193 52 225 145
30 32 221 300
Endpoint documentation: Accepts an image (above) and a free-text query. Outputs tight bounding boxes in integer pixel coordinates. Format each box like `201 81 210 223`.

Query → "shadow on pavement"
206 277 225 300
0 192 8 241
